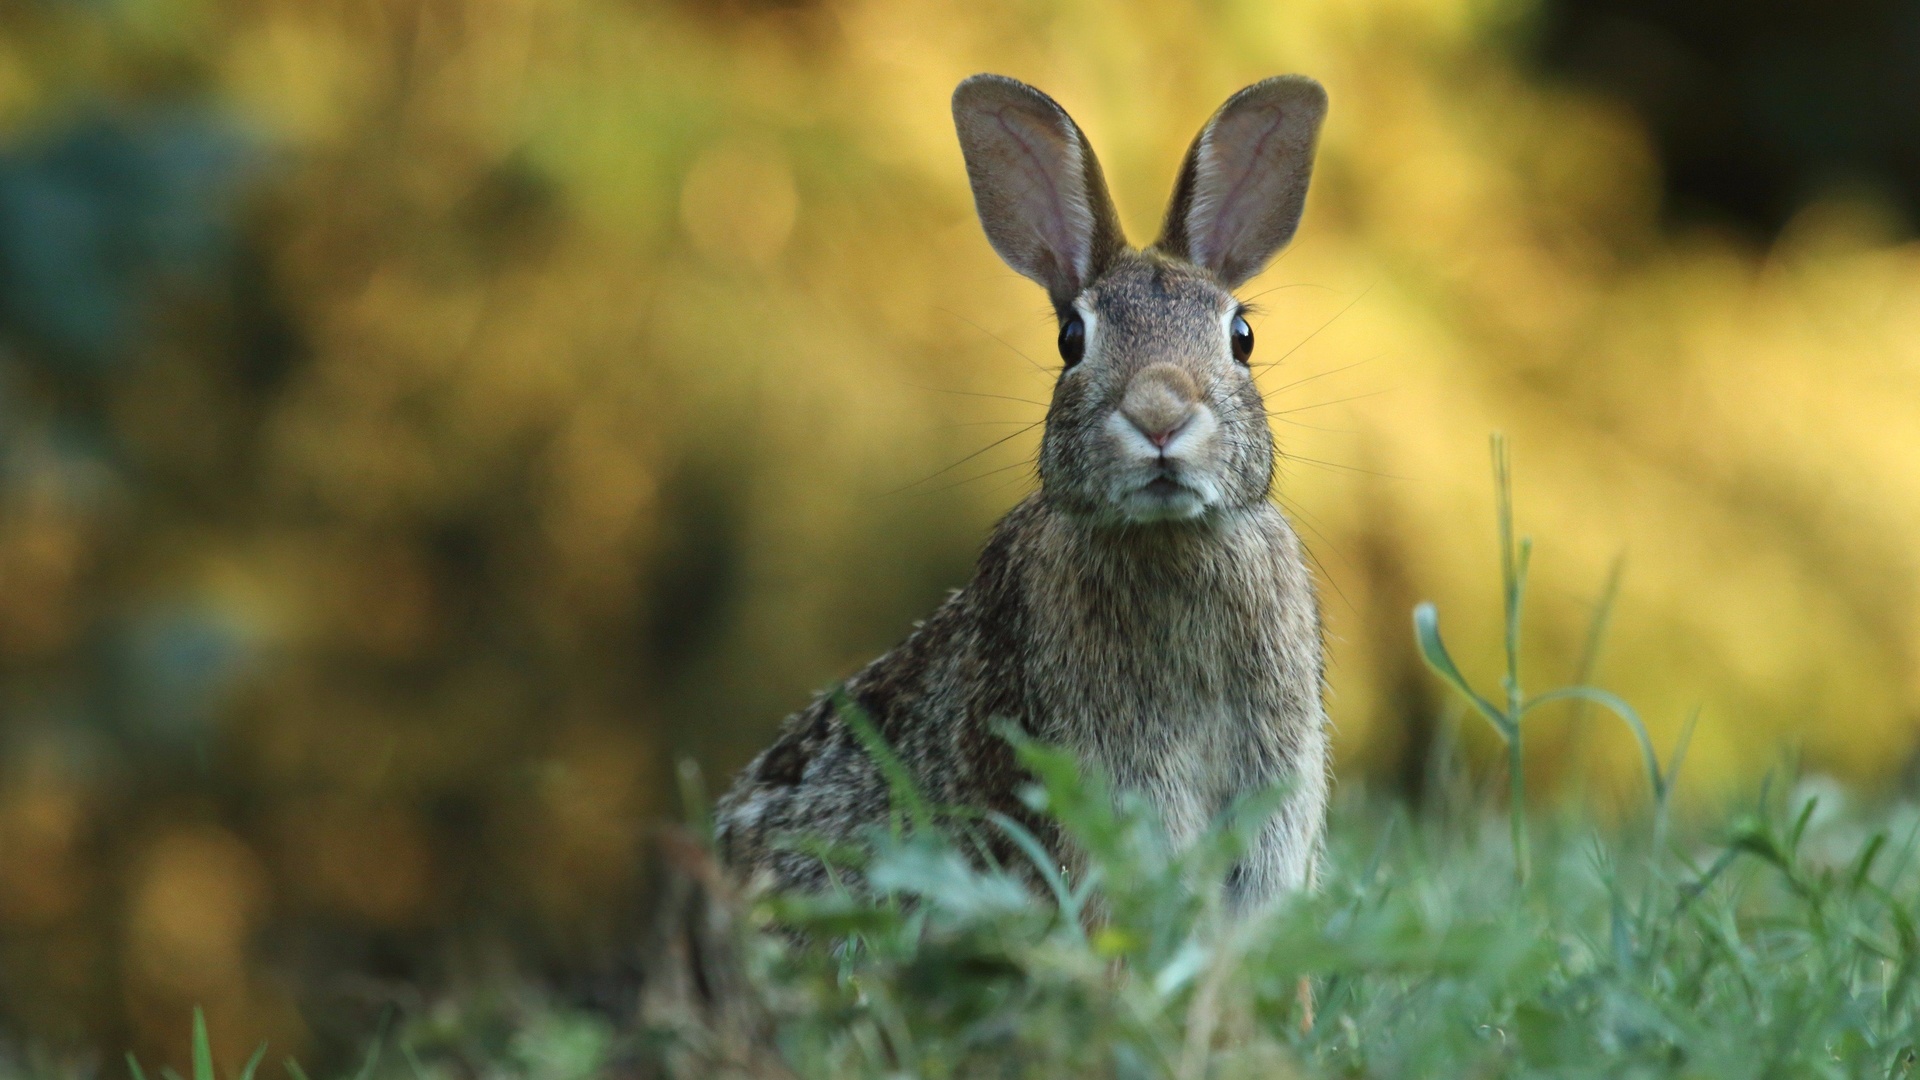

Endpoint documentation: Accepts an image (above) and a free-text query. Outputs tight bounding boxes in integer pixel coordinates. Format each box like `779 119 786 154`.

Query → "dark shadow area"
1530 0 1920 238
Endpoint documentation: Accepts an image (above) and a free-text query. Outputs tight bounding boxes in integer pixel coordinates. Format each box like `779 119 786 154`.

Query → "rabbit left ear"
952 74 1128 309
1156 76 1327 288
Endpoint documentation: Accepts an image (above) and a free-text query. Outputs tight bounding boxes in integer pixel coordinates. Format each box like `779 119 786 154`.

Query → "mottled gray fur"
715 73 1331 911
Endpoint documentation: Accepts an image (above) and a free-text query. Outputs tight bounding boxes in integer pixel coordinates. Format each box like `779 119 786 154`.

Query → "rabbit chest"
1017 505 1326 849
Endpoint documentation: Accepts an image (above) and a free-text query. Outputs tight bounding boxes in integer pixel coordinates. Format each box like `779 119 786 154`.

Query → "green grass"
130 443 1920 1078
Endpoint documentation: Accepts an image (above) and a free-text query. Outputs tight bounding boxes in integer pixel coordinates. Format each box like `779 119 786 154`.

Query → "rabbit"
714 73 1331 913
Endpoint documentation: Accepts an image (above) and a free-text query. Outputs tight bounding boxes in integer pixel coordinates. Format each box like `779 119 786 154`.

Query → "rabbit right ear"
952 75 1127 310
1155 76 1327 288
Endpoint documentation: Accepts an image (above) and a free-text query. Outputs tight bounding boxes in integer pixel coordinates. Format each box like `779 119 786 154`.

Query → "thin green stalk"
1418 438 1684 891
1493 434 1530 885
1494 433 1521 715
1508 731 1528 884
1566 553 1626 775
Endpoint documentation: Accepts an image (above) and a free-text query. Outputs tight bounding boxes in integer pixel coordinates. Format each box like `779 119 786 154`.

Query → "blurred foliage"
129 734 1920 1079
0 0 1919 1067
721 741 1920 1078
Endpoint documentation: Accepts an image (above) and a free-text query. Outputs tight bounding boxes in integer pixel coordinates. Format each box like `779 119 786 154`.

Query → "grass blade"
236 1044 267 1080
986 809 1084 931
1573 553 1626 689
191 1009 214 1080
1524 685 1662 800
1413 603 1511 738
354 1007 391 1080
835 688 934 832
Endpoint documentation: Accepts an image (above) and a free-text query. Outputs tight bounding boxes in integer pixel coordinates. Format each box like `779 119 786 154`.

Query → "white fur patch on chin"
1116 478 1216 522
1099 410 1225 522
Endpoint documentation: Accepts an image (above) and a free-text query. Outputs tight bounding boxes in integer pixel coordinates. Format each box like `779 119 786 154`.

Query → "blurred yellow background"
1 0 1918 1065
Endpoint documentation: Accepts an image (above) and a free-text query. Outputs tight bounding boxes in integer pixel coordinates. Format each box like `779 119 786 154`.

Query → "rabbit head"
953 74 1326 525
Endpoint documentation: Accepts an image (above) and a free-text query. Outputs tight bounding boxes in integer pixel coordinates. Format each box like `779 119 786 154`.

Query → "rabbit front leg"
1223 755 1328 915
1222 756 1329 1035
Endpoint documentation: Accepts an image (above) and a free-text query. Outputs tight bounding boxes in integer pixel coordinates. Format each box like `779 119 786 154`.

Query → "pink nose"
1119 363 1201 451
1136 417 1189 449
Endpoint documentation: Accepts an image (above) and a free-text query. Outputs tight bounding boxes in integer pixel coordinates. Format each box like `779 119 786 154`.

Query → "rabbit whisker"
907 456 1041 498
939 307 1056 379
1278 452 1403 480
1272 500 1356 614
977 470 1043 501
1256 284 1372 371
1270 390 1389 415
1237 280 1343 305
1253 353 1383 390
1270 486 1357 574
1276 416 1360 434
889 421 1047 495
916 386 1052 409
1300 532 1356 614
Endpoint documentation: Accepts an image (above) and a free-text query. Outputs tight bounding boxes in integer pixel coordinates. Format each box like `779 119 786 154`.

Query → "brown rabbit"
714 74 1330 912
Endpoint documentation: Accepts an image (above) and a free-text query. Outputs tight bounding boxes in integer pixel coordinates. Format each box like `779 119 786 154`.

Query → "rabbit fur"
715 73 1331 912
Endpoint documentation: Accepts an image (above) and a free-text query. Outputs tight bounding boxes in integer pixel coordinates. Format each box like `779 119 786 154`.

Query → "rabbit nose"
1138 418 1188 449
1120 364 1200 450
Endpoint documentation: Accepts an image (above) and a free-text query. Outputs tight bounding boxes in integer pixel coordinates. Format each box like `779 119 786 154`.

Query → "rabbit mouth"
1114 470 1212 522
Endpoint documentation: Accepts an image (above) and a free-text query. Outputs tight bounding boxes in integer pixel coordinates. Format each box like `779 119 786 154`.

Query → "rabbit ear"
953 74 1127 308
1156 76 1327 288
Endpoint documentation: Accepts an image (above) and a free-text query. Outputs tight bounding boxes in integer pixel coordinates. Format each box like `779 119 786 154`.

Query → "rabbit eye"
1230 313 1254 364
1058 313 1086 367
